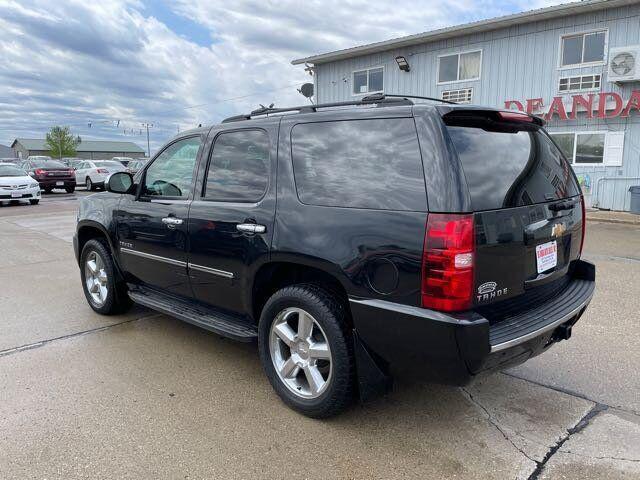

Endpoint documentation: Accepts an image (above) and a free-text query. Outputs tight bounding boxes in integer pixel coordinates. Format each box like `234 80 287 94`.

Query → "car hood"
0 175 38 186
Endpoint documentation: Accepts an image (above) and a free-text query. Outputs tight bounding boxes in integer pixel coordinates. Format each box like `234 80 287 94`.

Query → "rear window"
32 160 66 168
445 121 580 211
291 118 426 211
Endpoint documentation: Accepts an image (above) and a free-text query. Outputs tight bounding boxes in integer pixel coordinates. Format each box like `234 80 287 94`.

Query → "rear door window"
444 118 580 211
204 129 270 202
291 118 426 211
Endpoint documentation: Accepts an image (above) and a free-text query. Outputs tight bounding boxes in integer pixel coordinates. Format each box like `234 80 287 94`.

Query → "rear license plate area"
536 240 557 273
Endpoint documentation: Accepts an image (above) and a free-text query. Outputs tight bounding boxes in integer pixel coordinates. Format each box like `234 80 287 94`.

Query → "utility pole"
141 123 153 157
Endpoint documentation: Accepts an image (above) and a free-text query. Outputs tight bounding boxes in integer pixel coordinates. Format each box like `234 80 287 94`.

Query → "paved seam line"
461 387 538 465
0 314 160 359
501 371 640 417
527 403 609 480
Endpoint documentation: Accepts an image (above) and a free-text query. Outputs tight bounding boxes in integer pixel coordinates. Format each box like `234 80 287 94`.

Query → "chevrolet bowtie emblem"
551 223 566 238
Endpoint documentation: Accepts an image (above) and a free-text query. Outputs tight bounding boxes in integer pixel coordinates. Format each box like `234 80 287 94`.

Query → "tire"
86 177 93 191
29 199 39 205
43 187 52 194
80 238 132 315
65 186 75 193
258 284 355 418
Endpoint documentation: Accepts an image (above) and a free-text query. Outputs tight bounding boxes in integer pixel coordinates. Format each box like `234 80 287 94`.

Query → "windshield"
31 159 66 168
0 165 28 177
444 117 580 211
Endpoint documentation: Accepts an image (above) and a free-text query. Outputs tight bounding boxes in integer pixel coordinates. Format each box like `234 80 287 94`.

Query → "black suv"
73 95 595 418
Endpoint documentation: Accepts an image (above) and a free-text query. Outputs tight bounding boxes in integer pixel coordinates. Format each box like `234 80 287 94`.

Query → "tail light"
96 168 109 174
579 195 586 257
421 213 475 312
67 169 74 175
34 168 45 175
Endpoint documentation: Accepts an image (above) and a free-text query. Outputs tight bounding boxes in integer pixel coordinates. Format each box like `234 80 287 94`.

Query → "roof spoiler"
441 108 546 128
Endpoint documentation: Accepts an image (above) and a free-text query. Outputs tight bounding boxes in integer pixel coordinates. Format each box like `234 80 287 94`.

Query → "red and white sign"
536 241 558 273
505 91 640 121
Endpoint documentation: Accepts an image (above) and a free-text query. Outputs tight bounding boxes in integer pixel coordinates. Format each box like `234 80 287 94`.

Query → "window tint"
204 130 269 202
291 118 426 211
142 137 200 198
445 125 580 211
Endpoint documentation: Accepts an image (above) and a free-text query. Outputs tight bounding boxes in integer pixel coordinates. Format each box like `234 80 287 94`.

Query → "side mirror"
107 172 135 194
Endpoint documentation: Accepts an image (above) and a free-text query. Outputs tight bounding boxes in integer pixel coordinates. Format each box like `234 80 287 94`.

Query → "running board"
128 287 258 342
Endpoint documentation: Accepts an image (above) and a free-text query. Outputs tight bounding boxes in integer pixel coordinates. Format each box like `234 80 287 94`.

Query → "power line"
47 82 303 130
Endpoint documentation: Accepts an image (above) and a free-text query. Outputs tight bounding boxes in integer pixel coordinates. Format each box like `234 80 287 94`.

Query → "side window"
291 118 426 211
142 137 201 198
204 130 269 202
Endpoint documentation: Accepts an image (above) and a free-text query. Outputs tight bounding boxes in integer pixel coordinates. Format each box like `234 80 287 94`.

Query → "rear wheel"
80 238 131 315
258 285 355 418
29 199 39 205
65 186 75 193
86 177 93 191
43 187 52 194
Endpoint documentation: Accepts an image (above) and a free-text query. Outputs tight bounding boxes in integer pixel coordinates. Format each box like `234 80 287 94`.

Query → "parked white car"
74 160 126 191
0 163 41 205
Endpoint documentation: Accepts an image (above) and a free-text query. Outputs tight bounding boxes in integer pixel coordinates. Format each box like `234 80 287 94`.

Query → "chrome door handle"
162 217 183 228
236 223 266 234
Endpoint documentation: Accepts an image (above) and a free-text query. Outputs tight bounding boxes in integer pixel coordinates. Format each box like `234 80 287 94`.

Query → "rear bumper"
350 260 595 385
37 179 76 188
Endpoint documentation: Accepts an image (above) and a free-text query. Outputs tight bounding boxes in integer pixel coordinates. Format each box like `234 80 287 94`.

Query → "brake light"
96 168 109 174
421 214 475 312
579 195 586 257
497 111 534 123
67 169 74 175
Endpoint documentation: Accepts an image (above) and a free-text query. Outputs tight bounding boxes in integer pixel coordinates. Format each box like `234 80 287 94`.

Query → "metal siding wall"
314 4 640 210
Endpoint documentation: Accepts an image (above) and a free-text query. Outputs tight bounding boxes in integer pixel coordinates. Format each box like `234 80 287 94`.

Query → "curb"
586 214 640 226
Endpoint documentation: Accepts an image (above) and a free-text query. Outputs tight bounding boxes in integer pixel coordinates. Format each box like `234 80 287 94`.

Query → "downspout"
591 176 640 209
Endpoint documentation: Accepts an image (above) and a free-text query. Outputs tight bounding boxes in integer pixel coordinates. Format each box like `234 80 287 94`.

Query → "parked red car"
22 157 76 193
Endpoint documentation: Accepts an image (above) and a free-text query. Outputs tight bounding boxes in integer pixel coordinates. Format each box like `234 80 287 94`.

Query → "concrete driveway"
0 197 638 479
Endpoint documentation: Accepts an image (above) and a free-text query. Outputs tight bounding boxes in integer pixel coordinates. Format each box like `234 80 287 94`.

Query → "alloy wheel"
84 251 108 306
269 307 333 399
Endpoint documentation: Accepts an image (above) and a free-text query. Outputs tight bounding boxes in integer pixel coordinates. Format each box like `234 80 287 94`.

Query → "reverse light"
421 213 475 312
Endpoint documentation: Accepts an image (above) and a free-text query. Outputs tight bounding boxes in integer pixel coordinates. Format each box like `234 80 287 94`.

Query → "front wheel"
80 238 131 315
258 285 355 418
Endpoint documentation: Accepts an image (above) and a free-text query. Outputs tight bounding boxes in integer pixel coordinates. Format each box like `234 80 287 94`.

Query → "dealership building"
293 0 640 211
11 138 145 160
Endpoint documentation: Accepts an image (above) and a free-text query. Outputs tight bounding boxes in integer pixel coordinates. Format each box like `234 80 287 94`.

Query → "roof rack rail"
221 93 454 123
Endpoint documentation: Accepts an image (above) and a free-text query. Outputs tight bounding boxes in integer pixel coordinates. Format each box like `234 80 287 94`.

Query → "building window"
438 50 481 84
560 30 606 67
575 133 605 164
442 88 473 103
550 132 612 165
559 74 601 92
352 67 383 95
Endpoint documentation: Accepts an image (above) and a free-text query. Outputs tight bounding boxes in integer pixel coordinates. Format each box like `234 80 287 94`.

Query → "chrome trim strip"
489 288 594 353
188 263 234 279
120 247 187 267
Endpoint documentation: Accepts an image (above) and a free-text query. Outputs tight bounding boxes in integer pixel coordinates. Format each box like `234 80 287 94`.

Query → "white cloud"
0 0 567 153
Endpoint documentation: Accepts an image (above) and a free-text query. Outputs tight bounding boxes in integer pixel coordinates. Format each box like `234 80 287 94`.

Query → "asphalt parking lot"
1 194 639 479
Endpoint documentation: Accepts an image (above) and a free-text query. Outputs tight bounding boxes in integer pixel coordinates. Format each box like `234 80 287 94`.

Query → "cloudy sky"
0 0 563 154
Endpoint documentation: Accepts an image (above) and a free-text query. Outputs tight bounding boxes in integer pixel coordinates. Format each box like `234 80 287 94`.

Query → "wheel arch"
250 260 352 325
76 221 123 277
